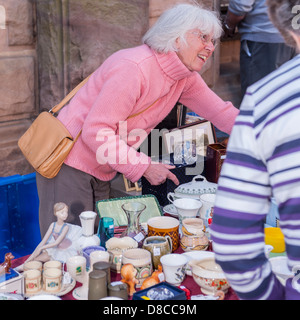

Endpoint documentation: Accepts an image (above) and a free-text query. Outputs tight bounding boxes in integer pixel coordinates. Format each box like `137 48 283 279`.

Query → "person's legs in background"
36 164 110 237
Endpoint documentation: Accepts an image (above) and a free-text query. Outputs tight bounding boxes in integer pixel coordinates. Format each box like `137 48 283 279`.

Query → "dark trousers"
240 40 297 97
36 164 111 237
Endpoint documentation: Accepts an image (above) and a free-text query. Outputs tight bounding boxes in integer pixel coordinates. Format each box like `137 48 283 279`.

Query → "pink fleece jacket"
58 44 239 182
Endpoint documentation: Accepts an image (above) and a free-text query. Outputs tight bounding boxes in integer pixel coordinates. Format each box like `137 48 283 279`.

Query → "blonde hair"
53 202 68 215
142 3 222 53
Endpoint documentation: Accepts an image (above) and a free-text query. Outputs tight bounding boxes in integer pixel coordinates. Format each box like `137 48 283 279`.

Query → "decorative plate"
162 204 178 216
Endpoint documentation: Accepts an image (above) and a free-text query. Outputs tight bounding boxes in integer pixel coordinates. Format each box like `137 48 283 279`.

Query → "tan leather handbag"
18 74 159 180
18 76 90 179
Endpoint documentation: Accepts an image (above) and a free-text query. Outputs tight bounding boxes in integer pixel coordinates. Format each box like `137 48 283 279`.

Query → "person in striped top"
210 0 300 300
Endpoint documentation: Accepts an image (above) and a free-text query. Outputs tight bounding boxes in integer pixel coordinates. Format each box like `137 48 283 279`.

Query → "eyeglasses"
189 31 217 47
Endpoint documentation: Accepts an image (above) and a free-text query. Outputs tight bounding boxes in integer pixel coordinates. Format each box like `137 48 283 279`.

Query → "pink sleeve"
81 61 151 182
179 73 239 134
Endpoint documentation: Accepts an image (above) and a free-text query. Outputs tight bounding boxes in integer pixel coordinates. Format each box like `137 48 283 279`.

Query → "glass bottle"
121 202 147 247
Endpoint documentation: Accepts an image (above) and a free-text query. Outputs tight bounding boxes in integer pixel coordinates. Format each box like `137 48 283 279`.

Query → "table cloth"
11 246 239 301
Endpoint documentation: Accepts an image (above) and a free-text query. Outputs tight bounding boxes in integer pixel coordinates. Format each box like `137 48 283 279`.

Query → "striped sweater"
210 54 300 300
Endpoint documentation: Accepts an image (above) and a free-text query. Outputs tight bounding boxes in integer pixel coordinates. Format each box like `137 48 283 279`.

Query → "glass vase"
121 202 147 247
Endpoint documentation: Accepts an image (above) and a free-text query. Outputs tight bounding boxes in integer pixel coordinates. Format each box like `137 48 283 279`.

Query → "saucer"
163 204 178 216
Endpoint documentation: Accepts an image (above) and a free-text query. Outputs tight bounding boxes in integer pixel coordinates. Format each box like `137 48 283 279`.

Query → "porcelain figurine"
120 263 139 296
140 265 164 290
0 252 14 275
18 203 82 270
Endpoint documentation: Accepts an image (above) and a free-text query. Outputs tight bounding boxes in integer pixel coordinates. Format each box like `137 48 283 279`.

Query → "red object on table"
11 247 239 300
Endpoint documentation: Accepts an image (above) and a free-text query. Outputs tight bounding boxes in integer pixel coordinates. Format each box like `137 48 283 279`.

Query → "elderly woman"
37 3 239 236
211 0 300 300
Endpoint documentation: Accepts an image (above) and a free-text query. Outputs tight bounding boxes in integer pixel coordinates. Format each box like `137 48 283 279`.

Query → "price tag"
62 271 72 285
153 247 161 256
134 232 145 243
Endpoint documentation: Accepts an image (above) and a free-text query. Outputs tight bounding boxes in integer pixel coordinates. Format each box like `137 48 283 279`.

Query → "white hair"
142 3 223 53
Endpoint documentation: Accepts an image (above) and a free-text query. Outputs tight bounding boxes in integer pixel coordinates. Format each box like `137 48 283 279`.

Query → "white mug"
199 193 216 227
24 269 42 294
43 268 62 293
90 250 110 269
160 253 188 285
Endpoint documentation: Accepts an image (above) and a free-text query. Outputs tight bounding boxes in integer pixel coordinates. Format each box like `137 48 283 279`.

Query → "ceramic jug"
142 236 172 270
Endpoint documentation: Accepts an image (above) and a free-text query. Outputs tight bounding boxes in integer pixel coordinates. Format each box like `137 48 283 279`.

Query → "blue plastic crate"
0 173 41 259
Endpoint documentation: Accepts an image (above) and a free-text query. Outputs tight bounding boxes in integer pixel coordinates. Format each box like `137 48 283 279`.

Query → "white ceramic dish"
189 258 230 295
183 251 215 276
169 175 217 200
163 204 179 216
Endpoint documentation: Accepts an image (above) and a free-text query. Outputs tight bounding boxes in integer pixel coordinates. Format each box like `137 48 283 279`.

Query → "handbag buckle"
49 107 57 115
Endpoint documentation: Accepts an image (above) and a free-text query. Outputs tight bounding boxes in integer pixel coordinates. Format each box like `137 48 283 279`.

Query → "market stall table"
11 247 239 301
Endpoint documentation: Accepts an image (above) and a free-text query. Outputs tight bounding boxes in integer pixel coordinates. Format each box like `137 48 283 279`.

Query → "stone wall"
0 0 223 177
37 0 149 111
0 0 37 176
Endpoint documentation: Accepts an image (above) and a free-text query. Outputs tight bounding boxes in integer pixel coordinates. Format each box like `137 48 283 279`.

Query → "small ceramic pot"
143 236 172 270
105 237 138 273
24 269 42 294
23 260 43 272
182 218 205 235
122 248 152 288
43 260 62 271
82 245 105 268
180 233 209 252
43 268 62 293
90 250 111 270
147 216 179 251
160 253 188 286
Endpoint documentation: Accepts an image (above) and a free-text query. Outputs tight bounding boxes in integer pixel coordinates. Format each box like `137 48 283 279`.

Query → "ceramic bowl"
269 256 293 281
105 236 138 251
183 251 215 276
81 245 106 268
105 237 138 273
182 218 205 235
122 248 152 288
189 258 230 295
147 216 179 251
167 197 202 220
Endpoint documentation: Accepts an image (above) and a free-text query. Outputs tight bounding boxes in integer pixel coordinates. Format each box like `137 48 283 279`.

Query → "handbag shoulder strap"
127 98 159 119
49 73 159 119
50 74 92 114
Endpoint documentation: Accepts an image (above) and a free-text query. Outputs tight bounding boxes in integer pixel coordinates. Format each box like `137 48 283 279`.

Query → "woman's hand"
143 162 179 186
